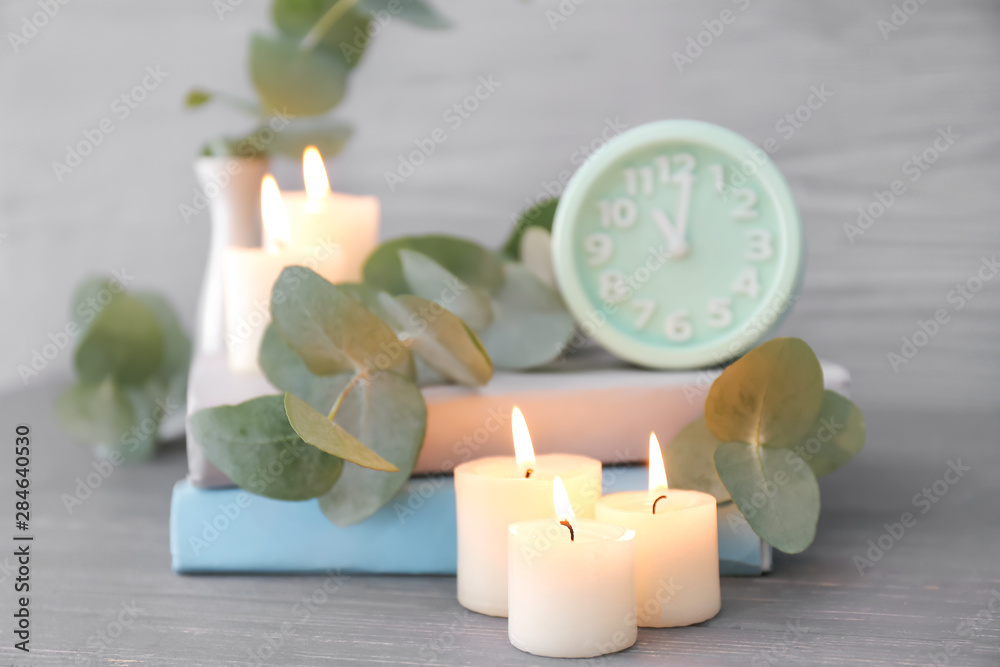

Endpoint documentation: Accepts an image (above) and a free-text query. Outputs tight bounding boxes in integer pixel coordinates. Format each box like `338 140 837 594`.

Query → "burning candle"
270 146 380 281
595 433 721 627
507 477 637 658
453 407 602 617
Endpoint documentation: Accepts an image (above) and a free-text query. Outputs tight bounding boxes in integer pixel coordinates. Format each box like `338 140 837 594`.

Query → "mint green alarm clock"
551 120 803 369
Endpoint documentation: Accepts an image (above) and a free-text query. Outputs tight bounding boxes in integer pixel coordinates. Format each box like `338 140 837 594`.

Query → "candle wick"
559 519 575 542
652 494 667 515
524 469 533 479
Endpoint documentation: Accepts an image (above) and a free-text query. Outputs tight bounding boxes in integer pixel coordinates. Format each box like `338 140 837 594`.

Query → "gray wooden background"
2 0 999 413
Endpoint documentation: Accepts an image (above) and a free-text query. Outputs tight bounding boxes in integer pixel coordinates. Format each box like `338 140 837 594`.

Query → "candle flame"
303 146 330 200
511 406 536 477
552 476 575 521
648 432 668 497
261 174 290 250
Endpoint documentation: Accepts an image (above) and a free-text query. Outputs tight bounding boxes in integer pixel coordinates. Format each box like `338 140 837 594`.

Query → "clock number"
731 267 760 299
623 167 655 196
631 298 656 329
598 198 637 229
709 164 725 194
707 297 733 328
599 269 629 303
746 229 773 261
664 310 693 342
584 233 614 266
732 188 758 220
655 154 697 184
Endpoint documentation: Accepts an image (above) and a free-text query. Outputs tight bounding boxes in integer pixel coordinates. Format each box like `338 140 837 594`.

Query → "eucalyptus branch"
328 372 364 420
301 0 364 51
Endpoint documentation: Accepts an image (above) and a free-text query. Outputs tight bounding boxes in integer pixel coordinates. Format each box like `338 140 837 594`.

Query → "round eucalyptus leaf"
134 292 191 383
476 263 575 369
190 395 344 501
56 380 136 452
270 266 413 378
363 235 504 296
185 89 212 108
705 337 824 449
502 197 558 259
74 292 165 386
249 33 349 116
518 227 557 290
360 0 450 28
273 0 374 68
319 370 427 526
665 417 730 502
714 441 820 554
794 390 867 477
258 323 350 413
285 393 399 471
398 249 494 329
377 293 493 387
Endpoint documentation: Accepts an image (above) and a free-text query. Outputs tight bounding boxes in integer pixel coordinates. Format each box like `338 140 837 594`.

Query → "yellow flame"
303 146 330 200
511 407 536 476
648 432 668 497
260 174 290 249
552 476 575 520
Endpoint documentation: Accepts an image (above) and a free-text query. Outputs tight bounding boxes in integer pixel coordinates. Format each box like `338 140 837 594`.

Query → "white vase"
192 156 269 356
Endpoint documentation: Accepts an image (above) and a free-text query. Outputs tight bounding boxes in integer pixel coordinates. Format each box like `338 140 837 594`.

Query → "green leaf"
363 235 504 296
502 197 558 259
476 263 575 369
377 293 493 386
360 0 450 29
56 380 136 451
134 292 190 382
259 323 348 412
284 393 398 471
398 249 494 329
793 391 866 477
185 89 212 108
665 417 730 502
249 33 349 116
705 337 824 449
74 292 165 386
318 370 427 526
273 0 374 68
190 395 344 501
715 441 820 554
270 266 413 378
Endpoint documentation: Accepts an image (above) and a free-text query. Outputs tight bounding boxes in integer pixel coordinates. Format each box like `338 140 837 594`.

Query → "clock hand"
671 172 693 258
651 208 685 258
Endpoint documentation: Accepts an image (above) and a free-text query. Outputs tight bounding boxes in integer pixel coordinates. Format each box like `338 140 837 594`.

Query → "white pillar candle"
595 433 721 628
454 407 602 617
223 175 343 374
508 477 637 659
265 146 380 282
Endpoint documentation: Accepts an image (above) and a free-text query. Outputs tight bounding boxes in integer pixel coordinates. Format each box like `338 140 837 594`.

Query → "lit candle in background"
595 433 721 628
507 476 637 659
273 146 380 281
453 407 602 617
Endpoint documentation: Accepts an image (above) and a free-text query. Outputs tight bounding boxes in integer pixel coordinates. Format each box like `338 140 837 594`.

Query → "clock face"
552 120 802 369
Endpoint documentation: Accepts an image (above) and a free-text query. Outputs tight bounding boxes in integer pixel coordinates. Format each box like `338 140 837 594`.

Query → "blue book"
171 466 770 575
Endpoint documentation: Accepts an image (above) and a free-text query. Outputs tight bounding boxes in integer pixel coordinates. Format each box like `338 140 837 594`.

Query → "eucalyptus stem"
328 372 364 420
301 0 364 51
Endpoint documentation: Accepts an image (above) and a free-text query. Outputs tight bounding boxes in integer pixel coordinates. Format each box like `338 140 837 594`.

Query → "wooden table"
0 381 997 666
